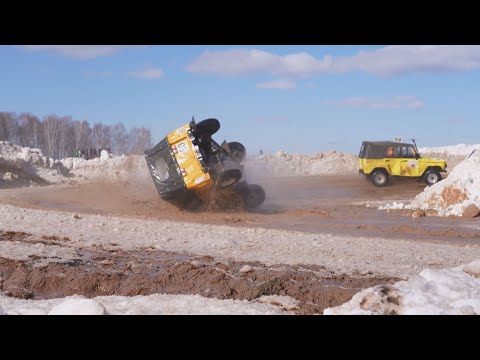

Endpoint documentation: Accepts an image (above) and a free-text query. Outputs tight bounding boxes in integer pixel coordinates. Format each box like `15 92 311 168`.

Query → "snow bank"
324 259 480 315
2 140 475 187
419 144 480 157
49 298 106 315
244 150 358 177
0 141 66 186
0 141 150 186
60 154 149 183
408 150 480 216
0 293 285 315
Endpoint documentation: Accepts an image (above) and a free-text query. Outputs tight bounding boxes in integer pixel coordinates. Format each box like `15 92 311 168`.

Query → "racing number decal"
177 142 188 153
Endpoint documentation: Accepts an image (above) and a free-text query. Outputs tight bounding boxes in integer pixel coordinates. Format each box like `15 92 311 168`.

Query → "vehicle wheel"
241 184 266 209
370 169 389 187
423 169 441 186
227 142 246 161
218 169 242 188
194 118 220 136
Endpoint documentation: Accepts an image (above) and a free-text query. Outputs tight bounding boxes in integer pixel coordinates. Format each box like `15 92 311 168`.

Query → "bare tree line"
0 112 153 159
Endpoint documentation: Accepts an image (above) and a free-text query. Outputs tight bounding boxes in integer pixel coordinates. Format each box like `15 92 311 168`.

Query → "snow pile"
60 154 149 183
49 298 106 315
419 144 480 157
0 141 150 186
0 141 67 186
0 293 285 315
244 150 358 177
408 150 480 216
378 201 406 210
324 259 480 315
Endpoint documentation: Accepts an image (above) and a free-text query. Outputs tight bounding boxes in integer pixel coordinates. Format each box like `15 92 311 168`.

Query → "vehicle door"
396 145 420 176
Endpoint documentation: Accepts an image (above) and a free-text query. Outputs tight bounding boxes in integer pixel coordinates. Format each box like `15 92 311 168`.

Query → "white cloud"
187 46 480 77
331 96 424 110
20 45 135 59
128 65 164 79
256 79 296 90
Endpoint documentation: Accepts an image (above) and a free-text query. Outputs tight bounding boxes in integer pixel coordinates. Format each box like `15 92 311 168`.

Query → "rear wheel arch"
370 167 390 176
422 166 442 177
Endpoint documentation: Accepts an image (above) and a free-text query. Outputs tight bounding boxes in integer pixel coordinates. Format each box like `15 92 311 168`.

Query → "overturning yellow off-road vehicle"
359 139 447 187
145 118 265 209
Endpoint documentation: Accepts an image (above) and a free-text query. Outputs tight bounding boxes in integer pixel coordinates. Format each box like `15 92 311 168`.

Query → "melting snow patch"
257 295 300 311
378 201 408 210
324 259 480 315
0 293 286 315
49 297 107 315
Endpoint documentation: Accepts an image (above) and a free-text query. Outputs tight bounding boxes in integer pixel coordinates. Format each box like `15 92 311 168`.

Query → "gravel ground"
2 204 480 279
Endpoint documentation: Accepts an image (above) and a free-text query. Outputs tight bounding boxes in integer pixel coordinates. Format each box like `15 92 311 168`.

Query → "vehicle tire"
218 169 242 188
423 169 441 186
241 184 266 209
227 142 246 161
370 169 389 187
194 118 220 136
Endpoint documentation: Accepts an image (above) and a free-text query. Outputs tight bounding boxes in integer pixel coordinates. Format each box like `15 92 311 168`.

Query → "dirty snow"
0 293 285 315
257 295 301 311
407 150 480 216
3 139 474 189
0 140 150 186
419 144 480 157
377 150 480 216
244 150 358 178
60 154 148 183
0 141 67 185
324 259 480 315
2 204 480 279
1 140 364 189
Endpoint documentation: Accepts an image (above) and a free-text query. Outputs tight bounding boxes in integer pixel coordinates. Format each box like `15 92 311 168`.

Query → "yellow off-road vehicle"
145 118 266 209
358 139 447 187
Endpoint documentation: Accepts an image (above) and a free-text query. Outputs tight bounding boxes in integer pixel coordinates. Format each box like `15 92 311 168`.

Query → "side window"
407 146 416 158
385 146 394 157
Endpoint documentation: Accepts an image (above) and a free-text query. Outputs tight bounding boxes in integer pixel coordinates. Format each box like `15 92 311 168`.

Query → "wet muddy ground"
1 175 478 245
0 175 478 313
0 230 396 314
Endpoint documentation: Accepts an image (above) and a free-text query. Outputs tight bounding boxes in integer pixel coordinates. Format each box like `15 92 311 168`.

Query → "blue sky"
1 45 479 154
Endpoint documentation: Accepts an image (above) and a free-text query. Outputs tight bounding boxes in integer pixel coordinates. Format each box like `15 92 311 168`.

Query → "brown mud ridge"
0 230 396 314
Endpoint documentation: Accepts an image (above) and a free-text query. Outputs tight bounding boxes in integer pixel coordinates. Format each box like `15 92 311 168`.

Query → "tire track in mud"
0 230 397 314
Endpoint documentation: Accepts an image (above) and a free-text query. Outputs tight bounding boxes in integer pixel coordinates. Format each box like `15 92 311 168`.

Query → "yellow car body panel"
167 125 214 194
359 157 447 177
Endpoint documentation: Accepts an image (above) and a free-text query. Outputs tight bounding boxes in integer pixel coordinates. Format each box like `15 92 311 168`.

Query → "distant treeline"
0 112 153 159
